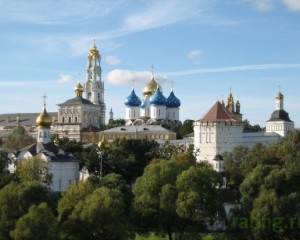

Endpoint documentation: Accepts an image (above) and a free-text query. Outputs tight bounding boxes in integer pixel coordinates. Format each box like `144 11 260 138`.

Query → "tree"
105 138 158 183
10 202 58 240
64 187 131 240
57 180 96 223
223 146 250 189
133 154 223 240
179 119 194 137
231 130 300 239
17 156 52 187
106 118 126 129
78 145 99 174
150 141 194 161
0 181 51 239
175 164 224 239
2 126 36 150
243 119 262 132
0 151 16 189
133 159 182 240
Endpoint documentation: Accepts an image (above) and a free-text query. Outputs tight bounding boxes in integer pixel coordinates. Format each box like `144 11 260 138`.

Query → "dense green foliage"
225 129 300 240
17 156 52 187
10 202 58 240
133 151 223 240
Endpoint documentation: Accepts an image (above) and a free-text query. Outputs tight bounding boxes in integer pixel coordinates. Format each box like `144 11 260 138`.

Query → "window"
69 117 71 123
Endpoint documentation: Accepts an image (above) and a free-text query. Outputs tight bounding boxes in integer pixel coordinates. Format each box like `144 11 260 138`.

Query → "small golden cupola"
143 75 163 97
88 43 100 59
36 105 52 129
74 82 84 97
276 91 284 100
98 135 109 149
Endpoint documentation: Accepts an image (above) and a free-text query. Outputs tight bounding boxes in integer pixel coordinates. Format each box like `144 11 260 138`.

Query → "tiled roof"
58 97 94 106
199 101 238 122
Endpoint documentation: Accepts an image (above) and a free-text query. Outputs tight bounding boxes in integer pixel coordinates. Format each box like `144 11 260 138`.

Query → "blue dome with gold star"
149 87 166 105
166 90 181 108
124 89 141 107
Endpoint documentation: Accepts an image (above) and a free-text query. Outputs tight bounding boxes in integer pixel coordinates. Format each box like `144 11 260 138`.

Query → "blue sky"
0 0 300 127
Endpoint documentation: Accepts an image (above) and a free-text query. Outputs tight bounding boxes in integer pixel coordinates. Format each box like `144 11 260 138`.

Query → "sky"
0 0 300 127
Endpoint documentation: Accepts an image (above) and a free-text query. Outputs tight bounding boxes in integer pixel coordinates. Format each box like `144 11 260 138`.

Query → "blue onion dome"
124 89 141 107
149 87 166 105
166 90 181 108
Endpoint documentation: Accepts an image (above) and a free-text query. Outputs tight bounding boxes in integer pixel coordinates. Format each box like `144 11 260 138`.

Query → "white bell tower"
84 41 106 124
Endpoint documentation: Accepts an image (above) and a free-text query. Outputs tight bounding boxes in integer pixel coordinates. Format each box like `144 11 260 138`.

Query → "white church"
194 91 294 172
8 101 79 192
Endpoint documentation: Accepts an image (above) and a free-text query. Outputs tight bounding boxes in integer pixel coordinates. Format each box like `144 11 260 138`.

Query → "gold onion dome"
98 135 109 149
36 106 52 128
276 92 284 100
74 82 84 93
88 43 100 58
143 76 162 97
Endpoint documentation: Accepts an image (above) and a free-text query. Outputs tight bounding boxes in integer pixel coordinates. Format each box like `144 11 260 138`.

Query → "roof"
267 109 293 122
58 96 95 106
124 89 141 107
104 125 175 134
149 88 166 106
166 90 181 108
199 101 238 122
0 112 57 127
17 142 77 162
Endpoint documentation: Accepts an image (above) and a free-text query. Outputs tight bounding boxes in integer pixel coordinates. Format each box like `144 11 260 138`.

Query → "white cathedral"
124 73 181 125
194 91 294 172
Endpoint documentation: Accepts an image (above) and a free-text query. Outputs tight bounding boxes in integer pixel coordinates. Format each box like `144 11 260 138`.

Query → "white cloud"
105 55 121 66
187 49 203 64
242 0 275 11
282 0 300 11
106 69 170 86
58 75 72 84
122 0 201 32
162 63 300 77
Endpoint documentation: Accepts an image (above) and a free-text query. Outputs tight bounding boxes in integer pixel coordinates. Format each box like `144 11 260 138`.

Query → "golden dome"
88 43 100 58
143 76 162 97
98 135 109 149
74 82 84 93
276 92 284 100
36 106 52 128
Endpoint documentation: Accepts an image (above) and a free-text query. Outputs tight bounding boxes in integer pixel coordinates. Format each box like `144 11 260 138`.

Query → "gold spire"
88 41 100 58
98 135 109 149
227 92 234 106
